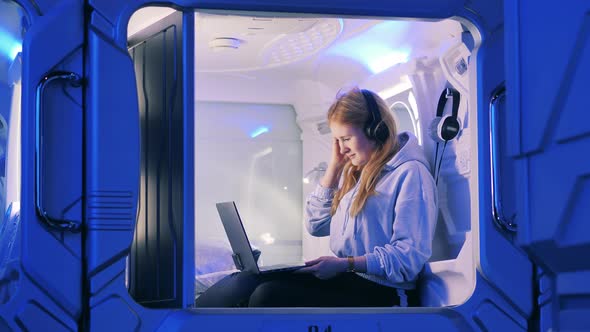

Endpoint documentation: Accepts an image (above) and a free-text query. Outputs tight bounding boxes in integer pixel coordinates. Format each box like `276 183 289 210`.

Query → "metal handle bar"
489 85 517 233
35 71 82 232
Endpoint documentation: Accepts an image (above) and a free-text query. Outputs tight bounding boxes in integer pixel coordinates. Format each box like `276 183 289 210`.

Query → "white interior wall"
5 79 20 206
291 80 335 259
190 14 474 306
298 115 333 260
194 101 303 266
195 72 296 104
401 45 475 307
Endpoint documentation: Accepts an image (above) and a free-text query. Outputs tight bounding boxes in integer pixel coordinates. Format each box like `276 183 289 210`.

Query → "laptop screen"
216 201 260 274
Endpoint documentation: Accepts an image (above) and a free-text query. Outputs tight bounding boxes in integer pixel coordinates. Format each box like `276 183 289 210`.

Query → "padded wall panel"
473 301 524 331
0 0 84 330
16 301 74 332
128 11 186 308
477 23 533 319
86 27 171 330
554 14 590 144
505 0 590 331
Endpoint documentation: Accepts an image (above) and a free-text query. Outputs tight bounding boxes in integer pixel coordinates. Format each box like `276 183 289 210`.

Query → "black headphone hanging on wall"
429 87 461 143
429 87 461 185
361 89 389 144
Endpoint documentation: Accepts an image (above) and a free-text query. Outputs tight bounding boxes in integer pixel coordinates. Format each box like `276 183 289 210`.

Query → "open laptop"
216 201 306 274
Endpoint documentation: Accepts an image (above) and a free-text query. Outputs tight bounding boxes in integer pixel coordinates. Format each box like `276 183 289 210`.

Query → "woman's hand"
329 138 347 171
320 139 347 188
295 256 347 280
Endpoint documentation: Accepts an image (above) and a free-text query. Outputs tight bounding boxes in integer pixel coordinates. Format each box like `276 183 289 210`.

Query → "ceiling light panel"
261 19 343 67
195 13 343 72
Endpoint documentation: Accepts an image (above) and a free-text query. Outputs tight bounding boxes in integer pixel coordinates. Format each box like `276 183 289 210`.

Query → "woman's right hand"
294 256 348 280
329 138 347 171
320 139 346 188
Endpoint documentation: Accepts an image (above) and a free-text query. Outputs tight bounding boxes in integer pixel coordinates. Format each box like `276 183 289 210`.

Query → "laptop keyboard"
259 263 305 273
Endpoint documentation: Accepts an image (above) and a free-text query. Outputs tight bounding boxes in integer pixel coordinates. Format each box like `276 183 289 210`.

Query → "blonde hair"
328 87 400 217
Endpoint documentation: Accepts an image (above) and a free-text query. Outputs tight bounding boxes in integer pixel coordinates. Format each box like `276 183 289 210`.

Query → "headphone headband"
430 87 462 185
429 86 461 143
361 89 381 125
436 87 460 119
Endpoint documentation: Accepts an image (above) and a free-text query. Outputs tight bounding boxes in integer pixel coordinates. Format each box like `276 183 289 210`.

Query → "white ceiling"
195 13 344 72
128 8 462 77
128 8 463 107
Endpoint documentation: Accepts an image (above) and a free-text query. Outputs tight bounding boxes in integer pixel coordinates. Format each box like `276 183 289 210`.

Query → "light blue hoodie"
305 132 438 290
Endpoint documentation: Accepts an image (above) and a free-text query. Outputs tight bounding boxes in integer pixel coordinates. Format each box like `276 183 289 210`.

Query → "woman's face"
330 122 376 167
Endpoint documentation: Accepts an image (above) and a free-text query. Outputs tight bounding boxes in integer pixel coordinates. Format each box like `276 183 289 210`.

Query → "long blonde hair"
328 87 400 216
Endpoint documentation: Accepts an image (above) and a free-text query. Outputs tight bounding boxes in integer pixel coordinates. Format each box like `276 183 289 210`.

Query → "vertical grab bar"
35 71 82 232
489 85 517 233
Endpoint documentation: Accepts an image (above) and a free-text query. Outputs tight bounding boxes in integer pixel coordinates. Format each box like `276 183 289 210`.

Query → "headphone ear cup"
373 121 389 143
428 116 444 143
365 125 374 140
440 116 461 141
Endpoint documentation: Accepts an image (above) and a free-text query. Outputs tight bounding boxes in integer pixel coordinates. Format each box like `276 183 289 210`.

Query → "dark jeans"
194 271 418 307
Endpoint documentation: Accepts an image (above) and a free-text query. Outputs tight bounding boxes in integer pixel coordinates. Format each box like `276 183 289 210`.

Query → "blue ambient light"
0 28 21 59
326 21 410 74
250 126 269 138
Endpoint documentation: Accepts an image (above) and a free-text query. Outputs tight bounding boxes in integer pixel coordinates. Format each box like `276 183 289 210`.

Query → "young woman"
195 87 437 307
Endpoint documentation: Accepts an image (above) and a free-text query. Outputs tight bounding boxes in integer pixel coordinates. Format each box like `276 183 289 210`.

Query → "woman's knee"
195 271 261 307
248 281 286 307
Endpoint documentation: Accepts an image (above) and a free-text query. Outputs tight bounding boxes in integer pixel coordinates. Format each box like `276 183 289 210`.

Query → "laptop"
216 201 306 274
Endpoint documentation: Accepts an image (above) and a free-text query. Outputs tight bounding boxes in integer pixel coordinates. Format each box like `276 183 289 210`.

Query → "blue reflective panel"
0 1 26 227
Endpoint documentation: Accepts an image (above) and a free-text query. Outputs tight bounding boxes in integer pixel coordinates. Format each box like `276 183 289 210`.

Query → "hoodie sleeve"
304 184 335 237
364 166 438 283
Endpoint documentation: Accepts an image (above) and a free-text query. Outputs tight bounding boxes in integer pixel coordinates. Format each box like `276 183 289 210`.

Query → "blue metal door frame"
83 0 535 331
10 0 581 331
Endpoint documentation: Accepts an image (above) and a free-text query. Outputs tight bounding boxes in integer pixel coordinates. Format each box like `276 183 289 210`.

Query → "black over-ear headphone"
429 87 461 142
361 89 389 144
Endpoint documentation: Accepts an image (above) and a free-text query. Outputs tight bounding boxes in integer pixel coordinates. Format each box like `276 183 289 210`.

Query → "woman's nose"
339 143 348 154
